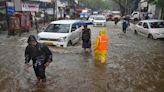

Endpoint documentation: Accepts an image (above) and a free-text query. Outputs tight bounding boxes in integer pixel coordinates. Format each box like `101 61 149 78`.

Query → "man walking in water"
122 18 129 33
94 29 108 64
25 35 52 83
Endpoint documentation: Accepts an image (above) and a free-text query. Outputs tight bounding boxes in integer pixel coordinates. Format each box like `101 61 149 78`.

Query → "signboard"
14 0 21 11
6 2 15 15
22 3 39 12
32 0 51 2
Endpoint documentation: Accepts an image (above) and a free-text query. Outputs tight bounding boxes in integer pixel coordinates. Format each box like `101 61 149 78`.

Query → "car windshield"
44 24 70 33
95 17 105 20
90 15 95 18
149 21 164 28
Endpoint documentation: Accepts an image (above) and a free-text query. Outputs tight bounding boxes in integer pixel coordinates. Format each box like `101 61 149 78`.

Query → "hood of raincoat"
99 28 106 36
27 35 37 43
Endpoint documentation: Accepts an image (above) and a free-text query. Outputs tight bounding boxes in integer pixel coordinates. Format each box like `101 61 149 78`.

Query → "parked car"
93 15 106 27
134 20 164 39
130 11 140 21
37 20 83 47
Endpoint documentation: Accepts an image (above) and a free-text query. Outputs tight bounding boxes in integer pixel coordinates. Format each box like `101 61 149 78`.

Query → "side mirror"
71 28 76 32
39 27 46 32
42 27 46 30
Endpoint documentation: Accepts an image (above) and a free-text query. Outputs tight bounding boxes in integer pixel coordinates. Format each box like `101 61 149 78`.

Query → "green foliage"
157 0 164 8
80 0 112 10
111 0 135 15
148 0 164 7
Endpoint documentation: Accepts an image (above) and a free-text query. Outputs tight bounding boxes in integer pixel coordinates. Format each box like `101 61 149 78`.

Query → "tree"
147 0 164 7
111 0 140 16
157 0 164 8
79 0 112 10
147 0 164 19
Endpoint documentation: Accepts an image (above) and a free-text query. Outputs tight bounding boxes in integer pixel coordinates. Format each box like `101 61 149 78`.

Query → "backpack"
82 29 90 41
123 20 128 27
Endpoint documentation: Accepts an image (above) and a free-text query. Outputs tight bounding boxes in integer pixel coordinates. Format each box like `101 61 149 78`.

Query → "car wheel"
67 40 72 46
134 30 138 34
148 34 154 39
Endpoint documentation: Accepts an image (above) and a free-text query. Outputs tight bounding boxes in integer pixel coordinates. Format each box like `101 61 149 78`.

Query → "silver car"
134 20 164 39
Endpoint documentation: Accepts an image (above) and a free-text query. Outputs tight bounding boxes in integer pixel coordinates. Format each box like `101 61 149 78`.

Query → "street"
0 21 164 92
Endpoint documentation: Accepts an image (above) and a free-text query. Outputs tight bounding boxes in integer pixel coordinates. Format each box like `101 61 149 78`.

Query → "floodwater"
0 21 163 92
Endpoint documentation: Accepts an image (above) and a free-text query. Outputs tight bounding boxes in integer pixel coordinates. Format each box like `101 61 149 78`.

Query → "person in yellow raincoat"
94 29 108 64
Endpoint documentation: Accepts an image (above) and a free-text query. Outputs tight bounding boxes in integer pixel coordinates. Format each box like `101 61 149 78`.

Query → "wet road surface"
0 21 164 92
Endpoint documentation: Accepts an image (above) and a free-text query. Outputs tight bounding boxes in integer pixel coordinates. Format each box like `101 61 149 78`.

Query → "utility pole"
125 0 128 15
85 0 87 8
53 0 55 20
55 0 58 20
43 2 46 25
53 0 57 20
5 1 10 36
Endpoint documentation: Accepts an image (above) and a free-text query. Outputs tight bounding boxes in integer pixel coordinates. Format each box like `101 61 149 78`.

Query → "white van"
37 20 83 47
131 11 140 21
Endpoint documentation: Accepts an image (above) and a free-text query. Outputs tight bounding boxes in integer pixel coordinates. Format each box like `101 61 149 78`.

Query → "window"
149 22 164 28
44 24 70 33
138 22 142 26
71 25 77 32
94 17 106 20
133 13 138 15
143 23 149 29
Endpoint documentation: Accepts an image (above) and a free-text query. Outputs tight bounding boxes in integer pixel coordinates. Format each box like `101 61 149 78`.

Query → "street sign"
6 2 14 15
22 3 39 12
32 0 51 3
7 6 14 15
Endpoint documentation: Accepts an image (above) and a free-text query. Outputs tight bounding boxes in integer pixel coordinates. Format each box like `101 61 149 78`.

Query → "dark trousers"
33 63 46 79
123 26 127 33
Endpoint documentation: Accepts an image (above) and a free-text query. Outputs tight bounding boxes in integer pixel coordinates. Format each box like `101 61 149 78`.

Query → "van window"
143 23 149 29
133 13 138 15
44 24 70 33
71 25 77 32
94 16 105 20
149 22 164 28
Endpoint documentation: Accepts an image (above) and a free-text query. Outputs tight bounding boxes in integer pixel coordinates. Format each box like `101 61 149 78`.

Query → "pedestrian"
114 18 119 25
82 25 91 52
145 13 150 20
122 18 128 33
25 35 52 83
94 28 108 64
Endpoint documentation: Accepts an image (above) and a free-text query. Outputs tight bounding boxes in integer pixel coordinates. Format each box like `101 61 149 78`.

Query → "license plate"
97 23 102 25
44 42 53 45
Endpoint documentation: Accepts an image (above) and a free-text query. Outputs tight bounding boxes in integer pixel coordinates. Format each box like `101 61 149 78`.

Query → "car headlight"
58 37 67 42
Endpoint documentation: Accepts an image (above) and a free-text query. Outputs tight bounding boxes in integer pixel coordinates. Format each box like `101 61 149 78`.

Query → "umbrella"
112 15 121 19
73 21 93 26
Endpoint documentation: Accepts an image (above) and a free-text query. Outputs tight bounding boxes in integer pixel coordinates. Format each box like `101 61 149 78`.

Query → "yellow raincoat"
94 29 108 64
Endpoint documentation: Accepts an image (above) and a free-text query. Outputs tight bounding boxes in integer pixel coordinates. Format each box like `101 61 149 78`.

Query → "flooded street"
0 21 164 92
